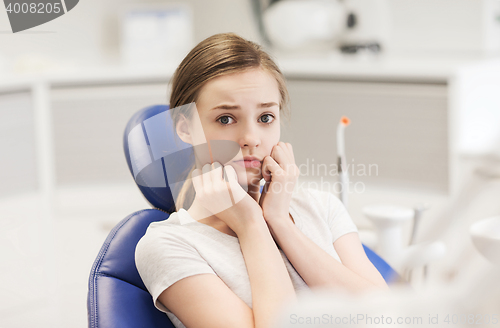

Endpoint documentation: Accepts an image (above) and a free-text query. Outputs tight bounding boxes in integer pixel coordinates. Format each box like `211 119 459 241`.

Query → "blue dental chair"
87 104 401 328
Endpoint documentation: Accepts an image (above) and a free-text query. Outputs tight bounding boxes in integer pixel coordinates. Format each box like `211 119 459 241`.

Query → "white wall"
1 0 499 71
0 0 106 65
386 0 500 57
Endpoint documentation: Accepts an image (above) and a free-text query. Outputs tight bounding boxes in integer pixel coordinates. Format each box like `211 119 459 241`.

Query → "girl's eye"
259 114 275 124
217 114 275 125
217 115 235 125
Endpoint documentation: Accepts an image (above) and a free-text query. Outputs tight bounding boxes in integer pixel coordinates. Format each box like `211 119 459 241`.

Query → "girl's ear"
176 114 193 145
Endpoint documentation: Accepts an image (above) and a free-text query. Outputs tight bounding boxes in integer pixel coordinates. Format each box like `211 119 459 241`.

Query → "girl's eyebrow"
210 102 278 111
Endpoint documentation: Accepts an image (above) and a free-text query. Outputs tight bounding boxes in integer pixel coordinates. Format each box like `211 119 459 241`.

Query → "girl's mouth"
235 160 261 168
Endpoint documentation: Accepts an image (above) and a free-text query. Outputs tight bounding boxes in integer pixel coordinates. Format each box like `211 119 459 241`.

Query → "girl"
135 32 388 328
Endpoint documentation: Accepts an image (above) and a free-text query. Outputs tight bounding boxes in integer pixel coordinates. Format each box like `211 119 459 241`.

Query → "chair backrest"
88 104 191 328
123 104 194 213
88 209 174 328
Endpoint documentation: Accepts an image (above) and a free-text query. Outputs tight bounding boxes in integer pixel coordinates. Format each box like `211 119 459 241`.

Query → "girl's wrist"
265 214 295 233
234 215 271 239
266 216 296 246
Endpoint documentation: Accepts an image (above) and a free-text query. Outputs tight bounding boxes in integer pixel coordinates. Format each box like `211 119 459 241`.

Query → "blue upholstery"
88 209 174 328
88 104 401 328
362 244 399 283
122 104 193 213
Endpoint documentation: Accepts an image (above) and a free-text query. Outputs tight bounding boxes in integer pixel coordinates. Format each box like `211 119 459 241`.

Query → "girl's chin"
236 174 262 188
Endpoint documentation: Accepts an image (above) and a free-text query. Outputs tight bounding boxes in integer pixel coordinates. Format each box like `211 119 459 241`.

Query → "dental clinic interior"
1 0 500 327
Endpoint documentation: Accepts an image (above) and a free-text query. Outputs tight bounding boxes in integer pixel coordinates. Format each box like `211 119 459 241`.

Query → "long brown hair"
169 33 290 211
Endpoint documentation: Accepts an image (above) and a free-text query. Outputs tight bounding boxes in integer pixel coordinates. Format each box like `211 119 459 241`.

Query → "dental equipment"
362 205 446 275
273 213 500 328
337 116 350 207
422 155 500 243
409 203 431 245
275 262 500 328
413 154 500 283
335 115 445 284
470 215 500 264
406 203 431 281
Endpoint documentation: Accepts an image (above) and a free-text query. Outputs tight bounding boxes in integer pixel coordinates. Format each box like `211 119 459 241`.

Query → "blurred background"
1 0 500 327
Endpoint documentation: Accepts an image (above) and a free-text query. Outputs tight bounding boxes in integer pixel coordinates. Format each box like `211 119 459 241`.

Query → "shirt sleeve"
326 193 359 243
135 226 216 313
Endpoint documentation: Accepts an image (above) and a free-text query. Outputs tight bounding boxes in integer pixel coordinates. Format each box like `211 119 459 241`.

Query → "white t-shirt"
135 187 358 328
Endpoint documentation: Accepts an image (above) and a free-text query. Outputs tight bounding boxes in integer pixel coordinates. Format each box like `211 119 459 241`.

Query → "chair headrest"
123 105 194 213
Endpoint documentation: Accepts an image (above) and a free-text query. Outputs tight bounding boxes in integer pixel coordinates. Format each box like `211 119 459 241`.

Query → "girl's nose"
238 124 260 148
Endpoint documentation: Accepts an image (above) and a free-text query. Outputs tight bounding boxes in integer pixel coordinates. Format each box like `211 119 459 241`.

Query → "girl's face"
186 68 281 187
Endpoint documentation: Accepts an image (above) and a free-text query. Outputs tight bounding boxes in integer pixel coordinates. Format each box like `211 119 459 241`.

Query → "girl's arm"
259 142 388 293
268 219 389 293
238 218 297 327
157 218 296 328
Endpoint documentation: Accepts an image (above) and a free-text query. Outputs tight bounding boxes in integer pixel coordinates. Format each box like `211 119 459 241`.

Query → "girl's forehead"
197 69 280 106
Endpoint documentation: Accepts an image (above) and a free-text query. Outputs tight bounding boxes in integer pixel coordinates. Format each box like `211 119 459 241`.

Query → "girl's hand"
259 142 300 226
191 162 264 235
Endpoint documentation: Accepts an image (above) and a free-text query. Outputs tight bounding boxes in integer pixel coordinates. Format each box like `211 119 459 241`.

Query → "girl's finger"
278 141 294 164
192 168 201 178
191 168 203 193
261 156 272 182
202 163 212 191
271 143 290 169
285 142 295 163
223 163 238 181
210 161 224 185
262 156 283 182
258 180 270 207
224 164 245 203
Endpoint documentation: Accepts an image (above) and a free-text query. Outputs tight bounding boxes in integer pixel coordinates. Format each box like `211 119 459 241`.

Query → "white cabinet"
0 79 169 199
51 84 168 185
0 91 37 197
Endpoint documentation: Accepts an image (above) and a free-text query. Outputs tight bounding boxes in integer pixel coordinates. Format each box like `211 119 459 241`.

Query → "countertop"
0 53 493 91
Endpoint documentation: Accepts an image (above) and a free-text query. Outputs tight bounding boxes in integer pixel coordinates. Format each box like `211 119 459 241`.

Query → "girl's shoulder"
138 210 196 245
289 186 342 225
146 208 198 230
291 185 341 209
290 185 357 240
